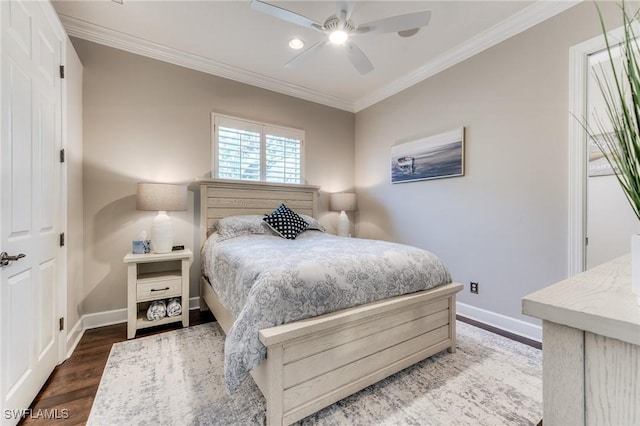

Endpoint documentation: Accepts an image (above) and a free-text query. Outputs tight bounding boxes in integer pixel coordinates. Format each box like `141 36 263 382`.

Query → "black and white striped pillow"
263 204 308 239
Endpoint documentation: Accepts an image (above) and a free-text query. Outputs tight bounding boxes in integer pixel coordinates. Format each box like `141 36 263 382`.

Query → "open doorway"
585 47 640 269
569 26 640 275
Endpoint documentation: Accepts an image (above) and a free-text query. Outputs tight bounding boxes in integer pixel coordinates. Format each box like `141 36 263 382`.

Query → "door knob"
0 252 25 267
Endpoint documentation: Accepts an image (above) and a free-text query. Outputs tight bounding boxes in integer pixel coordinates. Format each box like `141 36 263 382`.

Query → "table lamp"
136 183 187 253
330 192 357 237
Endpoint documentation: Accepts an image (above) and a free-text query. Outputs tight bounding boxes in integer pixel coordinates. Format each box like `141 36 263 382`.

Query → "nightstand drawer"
137 273 181 301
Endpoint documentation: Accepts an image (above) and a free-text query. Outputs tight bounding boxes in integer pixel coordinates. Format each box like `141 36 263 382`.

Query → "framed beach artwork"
391 127 465 184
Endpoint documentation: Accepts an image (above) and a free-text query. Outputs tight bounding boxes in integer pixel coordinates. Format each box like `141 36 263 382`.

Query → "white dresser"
523 255 640 426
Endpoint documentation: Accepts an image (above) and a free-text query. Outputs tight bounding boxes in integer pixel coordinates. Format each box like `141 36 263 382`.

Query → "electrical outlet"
470 282 479 294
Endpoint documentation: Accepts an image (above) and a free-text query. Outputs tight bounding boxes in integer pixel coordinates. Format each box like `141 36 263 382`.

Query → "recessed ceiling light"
288 38 304 50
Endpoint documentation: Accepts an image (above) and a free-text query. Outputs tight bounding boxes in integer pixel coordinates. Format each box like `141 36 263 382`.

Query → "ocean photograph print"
391 128 465 183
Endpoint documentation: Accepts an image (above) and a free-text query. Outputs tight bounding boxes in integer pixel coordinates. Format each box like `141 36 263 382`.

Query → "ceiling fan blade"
336 1 355 23
285 41 328 69
345 41 373 75
356 10 431 35
251 0 322 30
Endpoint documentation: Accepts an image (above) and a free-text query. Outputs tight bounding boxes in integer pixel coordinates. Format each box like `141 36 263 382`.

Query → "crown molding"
59 14 355 112
60 1 580 115
353 0 581 112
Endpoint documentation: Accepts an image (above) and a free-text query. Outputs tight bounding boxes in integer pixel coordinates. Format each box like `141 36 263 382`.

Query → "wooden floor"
457 315 542 350
19 311 539 425
19 310 215 426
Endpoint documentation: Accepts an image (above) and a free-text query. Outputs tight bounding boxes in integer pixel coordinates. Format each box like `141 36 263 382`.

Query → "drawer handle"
150 287 170 292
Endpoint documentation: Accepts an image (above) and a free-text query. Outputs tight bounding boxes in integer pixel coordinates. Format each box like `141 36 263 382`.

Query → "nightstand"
123 249 192 339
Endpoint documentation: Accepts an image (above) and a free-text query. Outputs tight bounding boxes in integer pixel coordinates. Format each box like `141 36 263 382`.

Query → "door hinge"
59 317 64 331
59 65 65 79
60 149 65 163
59 233 65 247
585 237 589 246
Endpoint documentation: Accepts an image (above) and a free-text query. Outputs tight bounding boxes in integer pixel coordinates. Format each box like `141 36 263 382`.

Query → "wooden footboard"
201 277 463 426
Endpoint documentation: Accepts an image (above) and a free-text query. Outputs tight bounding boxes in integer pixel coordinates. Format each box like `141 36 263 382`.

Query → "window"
212 114 304 184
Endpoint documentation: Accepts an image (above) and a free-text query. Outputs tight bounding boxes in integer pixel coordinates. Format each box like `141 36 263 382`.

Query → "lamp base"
336 210 350 237
151 211 173 253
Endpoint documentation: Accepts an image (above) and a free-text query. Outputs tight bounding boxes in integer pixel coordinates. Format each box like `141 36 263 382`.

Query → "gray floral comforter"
201 231 451 393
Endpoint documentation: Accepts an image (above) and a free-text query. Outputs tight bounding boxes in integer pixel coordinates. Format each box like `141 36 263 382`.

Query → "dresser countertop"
523 254 640 345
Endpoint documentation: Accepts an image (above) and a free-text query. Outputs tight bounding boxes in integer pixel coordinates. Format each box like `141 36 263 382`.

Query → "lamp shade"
330 192 357 212
136 183 187 212
136 183 187 254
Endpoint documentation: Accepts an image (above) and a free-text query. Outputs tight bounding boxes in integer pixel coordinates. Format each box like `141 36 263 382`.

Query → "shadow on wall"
82 192 199 316
189 181 203 299
81 162 200 316
317 190 336 234
93 194 137 260
354 190 393 241
188 180 202 244
81 192 140 315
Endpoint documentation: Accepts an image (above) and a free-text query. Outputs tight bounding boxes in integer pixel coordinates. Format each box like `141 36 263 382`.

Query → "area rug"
88 321 542 426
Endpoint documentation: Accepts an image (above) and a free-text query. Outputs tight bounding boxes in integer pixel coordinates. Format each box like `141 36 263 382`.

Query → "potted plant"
586 3 640 304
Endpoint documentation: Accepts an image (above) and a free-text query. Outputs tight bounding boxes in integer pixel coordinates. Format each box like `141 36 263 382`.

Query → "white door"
1 1 63 423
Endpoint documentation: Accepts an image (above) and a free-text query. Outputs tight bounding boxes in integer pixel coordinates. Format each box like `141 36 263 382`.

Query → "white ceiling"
53 0 578 112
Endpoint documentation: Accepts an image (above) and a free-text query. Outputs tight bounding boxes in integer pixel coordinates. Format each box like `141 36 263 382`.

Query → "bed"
198 178 463 426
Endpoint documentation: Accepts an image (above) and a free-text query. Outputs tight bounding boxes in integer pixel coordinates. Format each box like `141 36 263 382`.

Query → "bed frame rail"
201 277 462 425
256 282 461 425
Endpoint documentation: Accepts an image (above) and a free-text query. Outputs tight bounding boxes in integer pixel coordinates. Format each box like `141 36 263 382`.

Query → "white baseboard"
79 296 201 331
188 296 200 311
457 302 542 342
65 319 85 360
63 296 203 358
82 307 127 329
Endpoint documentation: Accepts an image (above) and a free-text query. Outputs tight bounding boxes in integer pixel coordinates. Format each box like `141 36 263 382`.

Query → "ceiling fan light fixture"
251 0 432 74
329 30 348 45
288 38 304 50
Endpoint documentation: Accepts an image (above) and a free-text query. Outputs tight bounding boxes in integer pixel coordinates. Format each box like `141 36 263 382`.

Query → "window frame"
212 113 305 184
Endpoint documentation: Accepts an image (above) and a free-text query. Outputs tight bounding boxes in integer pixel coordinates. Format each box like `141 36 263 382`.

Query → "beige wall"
354 2 626 325
74 38 355 315
65 37 84 332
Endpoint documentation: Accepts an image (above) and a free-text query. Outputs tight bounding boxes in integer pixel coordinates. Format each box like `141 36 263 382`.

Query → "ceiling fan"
250 0 431 75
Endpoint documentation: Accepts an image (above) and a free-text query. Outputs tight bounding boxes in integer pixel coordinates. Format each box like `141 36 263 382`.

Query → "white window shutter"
213 114 304 184
265 125 303 184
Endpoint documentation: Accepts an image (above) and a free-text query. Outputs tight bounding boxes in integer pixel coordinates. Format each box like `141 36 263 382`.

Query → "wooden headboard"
198 179 320 245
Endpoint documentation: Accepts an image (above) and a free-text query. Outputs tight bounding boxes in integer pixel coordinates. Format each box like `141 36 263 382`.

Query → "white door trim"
568 26 626 277
58 36 69 365
39 0 68 367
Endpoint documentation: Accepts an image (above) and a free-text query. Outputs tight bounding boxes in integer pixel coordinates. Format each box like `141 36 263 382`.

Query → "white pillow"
214 215 270 241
